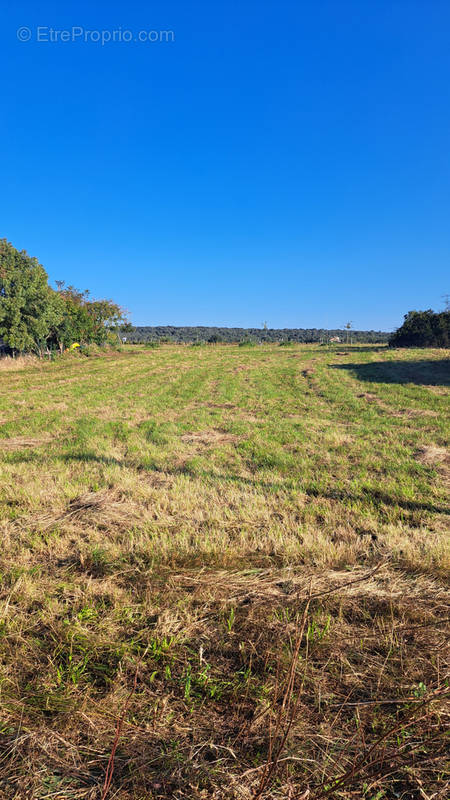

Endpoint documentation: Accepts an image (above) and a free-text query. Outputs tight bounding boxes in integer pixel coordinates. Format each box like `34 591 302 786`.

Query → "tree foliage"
389 310 450 348
128 325 388 345
0 239 58 355
0 239 127 355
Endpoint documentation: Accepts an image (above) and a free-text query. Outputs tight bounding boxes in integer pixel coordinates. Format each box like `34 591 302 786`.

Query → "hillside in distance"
129 325 389 343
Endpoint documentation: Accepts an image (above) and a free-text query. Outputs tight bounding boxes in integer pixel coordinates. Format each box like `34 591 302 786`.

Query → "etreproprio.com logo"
17 26 175 45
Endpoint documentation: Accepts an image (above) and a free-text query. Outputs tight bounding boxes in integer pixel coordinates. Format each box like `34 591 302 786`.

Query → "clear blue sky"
1 1 449 330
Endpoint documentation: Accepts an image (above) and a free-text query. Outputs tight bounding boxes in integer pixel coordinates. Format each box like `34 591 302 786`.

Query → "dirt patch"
415 445 449 466
239 413 264 423
181 429 238 446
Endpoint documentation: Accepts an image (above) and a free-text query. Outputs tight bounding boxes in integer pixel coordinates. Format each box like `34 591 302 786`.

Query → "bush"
80 343 102 357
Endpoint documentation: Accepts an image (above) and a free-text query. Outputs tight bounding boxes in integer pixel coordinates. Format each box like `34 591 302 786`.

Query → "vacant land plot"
0 344 449 799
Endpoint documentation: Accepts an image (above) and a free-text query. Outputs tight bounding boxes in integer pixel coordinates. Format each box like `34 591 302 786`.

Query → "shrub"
79 343 102 357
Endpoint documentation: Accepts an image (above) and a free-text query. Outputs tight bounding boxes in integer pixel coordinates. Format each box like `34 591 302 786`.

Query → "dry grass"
1 565 448 799
0 354 40 371
0 343 449 798
415 445 448 465
0 435 53 451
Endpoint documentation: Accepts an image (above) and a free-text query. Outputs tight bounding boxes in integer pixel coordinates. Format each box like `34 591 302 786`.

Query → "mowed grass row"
0 344 448 570
0 344 449 799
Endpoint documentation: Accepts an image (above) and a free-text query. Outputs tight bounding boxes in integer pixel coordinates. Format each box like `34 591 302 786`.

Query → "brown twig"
253 594 311 799
101 662 140 800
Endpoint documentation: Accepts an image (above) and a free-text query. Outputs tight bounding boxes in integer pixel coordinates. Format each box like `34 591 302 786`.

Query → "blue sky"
1 1 449 330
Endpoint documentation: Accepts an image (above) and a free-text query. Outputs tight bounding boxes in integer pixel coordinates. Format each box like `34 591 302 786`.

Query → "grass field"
0 343 449 799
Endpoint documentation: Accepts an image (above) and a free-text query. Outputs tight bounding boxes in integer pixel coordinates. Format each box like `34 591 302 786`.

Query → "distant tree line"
128 325 389 344
0 239 128 356
389 310 450 348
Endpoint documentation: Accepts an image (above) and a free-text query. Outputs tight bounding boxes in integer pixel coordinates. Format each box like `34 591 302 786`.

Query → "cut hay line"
31 489 143 532
0 435 53 450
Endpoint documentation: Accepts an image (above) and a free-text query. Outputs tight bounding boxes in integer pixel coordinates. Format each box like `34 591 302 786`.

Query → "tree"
86 298 127 344
0 239 62 356
0 239 129 355
389 310 450 348
48 287 128 350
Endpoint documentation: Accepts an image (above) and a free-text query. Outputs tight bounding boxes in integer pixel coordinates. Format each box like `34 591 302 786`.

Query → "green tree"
47 288 89 351
86 299 126 344
0 239 61 356
389 310 450 348
48 286 127 350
